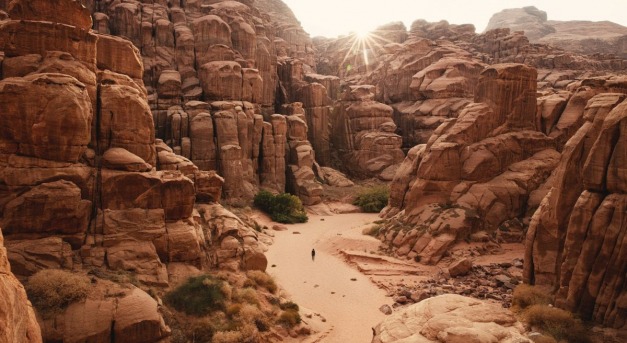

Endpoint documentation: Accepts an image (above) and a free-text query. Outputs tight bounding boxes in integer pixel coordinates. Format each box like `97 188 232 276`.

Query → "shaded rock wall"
524 96 627 329
0 228 41 343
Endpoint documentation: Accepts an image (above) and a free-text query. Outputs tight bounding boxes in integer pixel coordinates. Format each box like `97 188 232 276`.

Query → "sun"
354 29 371 40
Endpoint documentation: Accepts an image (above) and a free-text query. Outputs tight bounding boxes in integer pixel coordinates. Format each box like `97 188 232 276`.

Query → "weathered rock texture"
374 63 559 264
77 0 329 203
486 6 627 58
372 294 530 343
524 96 627 329
331 85 404 179
0 2 271 340
0 228 42 343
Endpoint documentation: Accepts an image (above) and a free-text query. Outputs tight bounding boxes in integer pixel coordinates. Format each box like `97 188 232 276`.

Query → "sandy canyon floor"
261 212 526 342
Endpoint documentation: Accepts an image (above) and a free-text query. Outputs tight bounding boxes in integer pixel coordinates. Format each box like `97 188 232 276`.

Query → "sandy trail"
265 213 390 343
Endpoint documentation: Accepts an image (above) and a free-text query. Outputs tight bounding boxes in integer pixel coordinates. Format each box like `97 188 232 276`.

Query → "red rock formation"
0 0 268 318
0 228 42 343
331 85 404 179
378 64 559 264
524 96 627 328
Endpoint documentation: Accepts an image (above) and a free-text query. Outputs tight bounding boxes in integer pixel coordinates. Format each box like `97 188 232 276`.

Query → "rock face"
331 85 404 179
486 6 627 58
372 294 529 343
0 228 42 343
524 96 627 329
79 0 328 204
0 2 272 341
39 280 169 343
375 64 559 264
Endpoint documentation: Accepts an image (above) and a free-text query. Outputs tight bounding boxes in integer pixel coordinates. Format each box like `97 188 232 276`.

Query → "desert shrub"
233 287 259 305
253 190 308 224
277 309 301 327
225 303 242 318
238 304 264 322
353 186 389 213
26 269 90 314
189 318 217 342
279 301 299 312
523 305 591 343
212 323 257 343
245 270 277 293
164 275 227 316
362 224 382 236
512 284 552 310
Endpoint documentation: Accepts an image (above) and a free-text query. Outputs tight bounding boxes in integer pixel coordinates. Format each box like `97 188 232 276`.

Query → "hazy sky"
281 0 627 38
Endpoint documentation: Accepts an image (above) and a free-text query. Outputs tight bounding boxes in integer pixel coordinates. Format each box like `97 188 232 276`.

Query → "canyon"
0 0 625 342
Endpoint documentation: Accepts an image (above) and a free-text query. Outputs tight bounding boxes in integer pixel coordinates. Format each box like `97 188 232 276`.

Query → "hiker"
311 248 316 261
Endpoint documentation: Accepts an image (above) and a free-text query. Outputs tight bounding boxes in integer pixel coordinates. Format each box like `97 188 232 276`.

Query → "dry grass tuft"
245 270 278 293
512 284 552 310
523 305 591 343
26 269 90 314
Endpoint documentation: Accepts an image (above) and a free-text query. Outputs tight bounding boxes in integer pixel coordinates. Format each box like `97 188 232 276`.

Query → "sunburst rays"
339 30 396 77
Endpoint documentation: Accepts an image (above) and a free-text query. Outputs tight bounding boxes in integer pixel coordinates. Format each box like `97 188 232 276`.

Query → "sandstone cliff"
0 1 275 340
524 94 627 329
0 228 41 343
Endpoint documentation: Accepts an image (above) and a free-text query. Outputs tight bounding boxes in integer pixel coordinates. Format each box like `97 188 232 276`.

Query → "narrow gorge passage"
265 213 389 343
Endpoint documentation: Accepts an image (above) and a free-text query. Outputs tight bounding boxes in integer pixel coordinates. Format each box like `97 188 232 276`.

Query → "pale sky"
281 0 627 38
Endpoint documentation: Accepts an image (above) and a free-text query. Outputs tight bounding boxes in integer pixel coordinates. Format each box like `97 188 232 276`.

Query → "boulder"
0 73 92 163
448 258 473 277
372 294 529 343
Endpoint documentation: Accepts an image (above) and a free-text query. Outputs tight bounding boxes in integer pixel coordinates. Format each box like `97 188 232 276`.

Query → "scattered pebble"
350 278 357 281
292 231 301 234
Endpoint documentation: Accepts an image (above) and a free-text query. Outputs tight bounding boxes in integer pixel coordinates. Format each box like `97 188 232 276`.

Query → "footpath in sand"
264 213 391 343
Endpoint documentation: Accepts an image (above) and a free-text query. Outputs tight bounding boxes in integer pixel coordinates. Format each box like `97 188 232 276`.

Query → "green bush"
254 190 308 224
353 186 389 213
523 305 591 343
165 275 228 316
26 269 90 314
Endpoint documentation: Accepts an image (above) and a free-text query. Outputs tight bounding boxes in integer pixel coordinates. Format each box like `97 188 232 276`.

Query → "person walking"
311 248 316 261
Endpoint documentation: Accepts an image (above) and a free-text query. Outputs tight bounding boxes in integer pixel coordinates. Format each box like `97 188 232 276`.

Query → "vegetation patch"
245 270 278 294
254 190 308 224
353 185 390 213
165 275 228 316
362 224 382 236
523 305 591 343
512 284 552 310
26 269 90 315
277 309 301 328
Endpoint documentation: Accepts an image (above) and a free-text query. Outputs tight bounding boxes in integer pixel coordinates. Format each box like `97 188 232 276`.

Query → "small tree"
254 190 308 224
353 186 389 213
